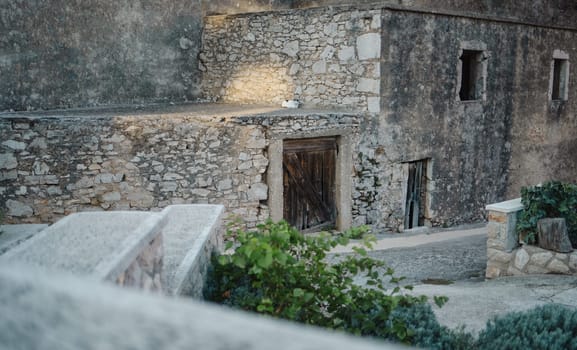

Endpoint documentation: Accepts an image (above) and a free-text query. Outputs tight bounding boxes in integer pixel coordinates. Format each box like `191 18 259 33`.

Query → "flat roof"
0 103 362 121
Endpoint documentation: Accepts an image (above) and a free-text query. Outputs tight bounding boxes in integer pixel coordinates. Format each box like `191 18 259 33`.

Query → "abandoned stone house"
0 0 576 233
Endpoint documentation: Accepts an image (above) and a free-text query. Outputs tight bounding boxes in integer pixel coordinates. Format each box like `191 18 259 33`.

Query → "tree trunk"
537 218 573 253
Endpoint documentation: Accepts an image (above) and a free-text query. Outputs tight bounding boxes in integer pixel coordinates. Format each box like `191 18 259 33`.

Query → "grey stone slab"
0 224 47 255
0 264 406 350
160 204 225 296
0 211 165 281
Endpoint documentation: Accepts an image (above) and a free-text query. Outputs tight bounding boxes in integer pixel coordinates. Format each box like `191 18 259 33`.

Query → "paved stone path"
330 226 577 334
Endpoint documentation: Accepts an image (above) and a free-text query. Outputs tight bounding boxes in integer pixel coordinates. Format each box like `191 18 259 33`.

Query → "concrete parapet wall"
0 211 166 292
486 198 577 278
161 204 225 297
0 264 405 350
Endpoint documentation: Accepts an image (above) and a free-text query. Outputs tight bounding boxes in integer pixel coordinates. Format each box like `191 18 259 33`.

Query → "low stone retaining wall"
0 204 225 296
485 198 577 278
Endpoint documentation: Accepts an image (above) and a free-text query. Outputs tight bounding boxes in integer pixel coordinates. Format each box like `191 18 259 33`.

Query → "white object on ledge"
281 99 300 108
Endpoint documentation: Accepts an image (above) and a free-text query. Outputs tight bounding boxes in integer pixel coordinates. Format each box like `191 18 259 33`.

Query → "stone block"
487 248 513 264
312 60 327 74
282 40 300 57
506 266 524 276
487 211 507 223
485 263 503 279
356 33 380 60
0 170 18 181
547 259 570 274
486 222 502 239
486 238 505 250
6 200 33 217
529 252 553 267
569 253 577 270
514 248 530 270
102 192 121 202
0 153 18 170
2 140 26 151
367 97 380 113
356 78 379 93
248 183 268 201
338 46 355 61
217 179 233 191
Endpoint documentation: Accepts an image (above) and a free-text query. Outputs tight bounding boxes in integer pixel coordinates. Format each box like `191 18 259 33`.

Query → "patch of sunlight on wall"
221 64 295 105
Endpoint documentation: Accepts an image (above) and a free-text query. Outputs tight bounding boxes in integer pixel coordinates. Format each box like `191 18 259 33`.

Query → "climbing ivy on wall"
516 181 577 247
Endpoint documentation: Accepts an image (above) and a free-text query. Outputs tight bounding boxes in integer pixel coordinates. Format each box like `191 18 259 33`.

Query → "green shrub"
476 304 577 350
388 304 475 350
516 181 577 247
204 220 428 343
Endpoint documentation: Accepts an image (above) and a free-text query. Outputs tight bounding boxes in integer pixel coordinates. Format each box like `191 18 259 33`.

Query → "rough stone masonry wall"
116 234 163 292
201 6 381 112
0 108 362 227
377 10 577 227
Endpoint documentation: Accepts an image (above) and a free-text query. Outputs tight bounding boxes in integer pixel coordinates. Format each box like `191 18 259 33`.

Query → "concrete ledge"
0 264 405 350
161 204 225 297
0 211 165 283
485 198 523 213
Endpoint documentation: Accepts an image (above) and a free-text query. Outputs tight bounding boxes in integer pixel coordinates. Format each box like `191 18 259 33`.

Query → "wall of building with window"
378 8 577 228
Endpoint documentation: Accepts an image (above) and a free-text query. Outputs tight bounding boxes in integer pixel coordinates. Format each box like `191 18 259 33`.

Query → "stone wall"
201 6 381 112
0 105 363 228
485 199 577 278
0 0 203 112
378 9 577 227
116 234 163 292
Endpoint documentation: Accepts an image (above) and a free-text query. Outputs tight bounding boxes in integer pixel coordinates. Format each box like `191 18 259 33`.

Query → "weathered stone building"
1 1 576 232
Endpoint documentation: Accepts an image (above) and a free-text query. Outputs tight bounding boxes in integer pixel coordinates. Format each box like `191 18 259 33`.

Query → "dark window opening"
404 159 429 230
459 50 483 101
552 58 568 101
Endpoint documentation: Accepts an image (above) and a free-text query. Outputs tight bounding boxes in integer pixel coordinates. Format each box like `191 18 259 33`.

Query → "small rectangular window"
551 58 569 101
459 50 484 101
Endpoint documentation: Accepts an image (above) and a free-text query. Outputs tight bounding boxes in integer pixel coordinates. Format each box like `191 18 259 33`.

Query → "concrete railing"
0 264 406 350
0 204 225 296
485 198 577 278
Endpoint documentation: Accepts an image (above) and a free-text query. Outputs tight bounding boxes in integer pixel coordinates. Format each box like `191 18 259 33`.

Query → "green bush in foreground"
204 220 430 343
389 303 475 350
476 304 577 350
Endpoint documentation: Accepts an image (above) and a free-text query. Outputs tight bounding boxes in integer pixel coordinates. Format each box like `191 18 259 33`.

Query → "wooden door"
283 138 337 231
404 160 426 229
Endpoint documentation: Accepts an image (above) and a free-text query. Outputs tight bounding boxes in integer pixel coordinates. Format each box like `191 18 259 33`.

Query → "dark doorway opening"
404 159 429 229
283 137 337 232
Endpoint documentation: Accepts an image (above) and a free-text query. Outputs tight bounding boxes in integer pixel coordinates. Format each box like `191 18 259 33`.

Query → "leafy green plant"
516 181 577 247
476 304 577 350
204 220 429 343
343 225 370 239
